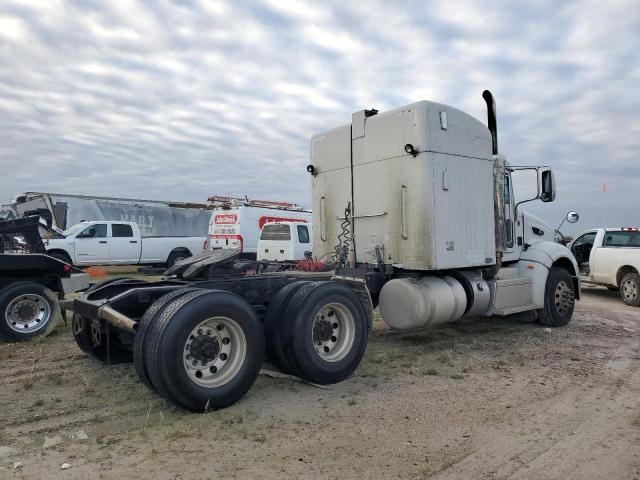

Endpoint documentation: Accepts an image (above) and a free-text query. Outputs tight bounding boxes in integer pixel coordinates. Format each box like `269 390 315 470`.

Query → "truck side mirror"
566 211 579 223
540 169 556 202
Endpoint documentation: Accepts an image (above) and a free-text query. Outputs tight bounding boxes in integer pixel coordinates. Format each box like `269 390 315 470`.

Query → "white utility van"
257 222 313 261
206 196 311 258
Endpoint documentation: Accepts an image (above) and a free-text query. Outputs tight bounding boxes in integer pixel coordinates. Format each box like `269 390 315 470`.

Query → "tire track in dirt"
431 341 640 479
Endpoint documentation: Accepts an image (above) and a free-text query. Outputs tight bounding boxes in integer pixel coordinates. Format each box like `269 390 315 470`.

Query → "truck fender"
518 241 581 306
331 275 374 330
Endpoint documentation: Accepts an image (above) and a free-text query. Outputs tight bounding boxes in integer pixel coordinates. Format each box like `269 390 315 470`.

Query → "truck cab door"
75 223 109 264
295 224 311 260
109 223 140 264
592 230 624 285
570 231 597 278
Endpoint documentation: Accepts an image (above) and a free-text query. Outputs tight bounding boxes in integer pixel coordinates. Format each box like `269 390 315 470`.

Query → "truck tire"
537 267 575 327
167 250 191 268
145 290 265 411
0 282 60 341
278 282 369 385
72 313 132 363
133 288 201 390
264 280 310 372
620 272 640 307
48 251 72 265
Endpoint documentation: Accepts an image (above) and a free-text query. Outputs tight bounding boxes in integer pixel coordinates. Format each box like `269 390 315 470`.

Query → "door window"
79 224 107 238
112 224 133 238
297 225 310 244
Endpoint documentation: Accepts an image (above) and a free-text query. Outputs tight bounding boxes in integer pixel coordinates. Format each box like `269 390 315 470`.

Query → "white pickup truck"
45 221 205 267
569 227 640 306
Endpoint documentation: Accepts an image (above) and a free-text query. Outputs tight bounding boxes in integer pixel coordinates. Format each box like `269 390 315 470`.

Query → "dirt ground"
0 285 639 480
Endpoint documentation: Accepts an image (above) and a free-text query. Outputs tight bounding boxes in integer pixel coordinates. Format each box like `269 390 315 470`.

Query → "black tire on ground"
619 272 640 307
0 282 60 341
537 267 575 327
145 290 265 411
166 250 191 268
72 313 132 363
48 251 72 265
263 280 310 372
133 288 201 390
278 281 369 385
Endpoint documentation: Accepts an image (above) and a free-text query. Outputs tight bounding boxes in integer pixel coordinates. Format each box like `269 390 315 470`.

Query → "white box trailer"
1 192 212 238
206 196 311 258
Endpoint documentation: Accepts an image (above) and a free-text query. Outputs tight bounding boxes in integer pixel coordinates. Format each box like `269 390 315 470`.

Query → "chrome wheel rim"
183 317 247 388
622 279 638 301
555 280 574 315
4 294 51 333
312 303 355 362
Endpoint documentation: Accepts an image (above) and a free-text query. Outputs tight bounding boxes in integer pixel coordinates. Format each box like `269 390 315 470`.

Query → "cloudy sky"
1 0 638 234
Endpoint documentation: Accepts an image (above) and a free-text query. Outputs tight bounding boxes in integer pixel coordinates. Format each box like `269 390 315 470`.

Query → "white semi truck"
70 91 580 411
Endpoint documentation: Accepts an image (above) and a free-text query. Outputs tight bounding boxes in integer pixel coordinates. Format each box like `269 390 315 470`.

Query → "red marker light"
63 265 72 272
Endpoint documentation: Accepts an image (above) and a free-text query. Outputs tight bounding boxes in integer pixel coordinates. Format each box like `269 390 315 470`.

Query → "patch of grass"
347 398 357 406
449 373 464 380
423 368 439 376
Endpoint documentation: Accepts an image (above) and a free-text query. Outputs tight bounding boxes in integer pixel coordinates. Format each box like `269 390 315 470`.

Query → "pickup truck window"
79 224 107 238
297 225 310 244
603 231 640 247
112 224 134 238
260 224 291 241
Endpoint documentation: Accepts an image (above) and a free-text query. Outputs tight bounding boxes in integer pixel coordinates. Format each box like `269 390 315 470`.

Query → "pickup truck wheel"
264 280 310 372
167 251 191 268
0 282 60 341
72 313 131 363
279 282 368 384
620 272 640 307
145 290 264 411
537 267 575 327
133 288 201 390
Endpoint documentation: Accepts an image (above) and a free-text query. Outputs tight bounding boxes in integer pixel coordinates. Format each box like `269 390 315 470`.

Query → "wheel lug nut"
197 329 203 335
220 353 227 361
222 337 230 345
206 330 212 335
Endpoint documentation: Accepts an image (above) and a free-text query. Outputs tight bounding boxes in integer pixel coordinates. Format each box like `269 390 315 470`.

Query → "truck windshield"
603 231 640 247
260 224 291 241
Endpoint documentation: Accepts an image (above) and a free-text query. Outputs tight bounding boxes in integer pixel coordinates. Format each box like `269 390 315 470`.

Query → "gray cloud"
0 0 638 233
